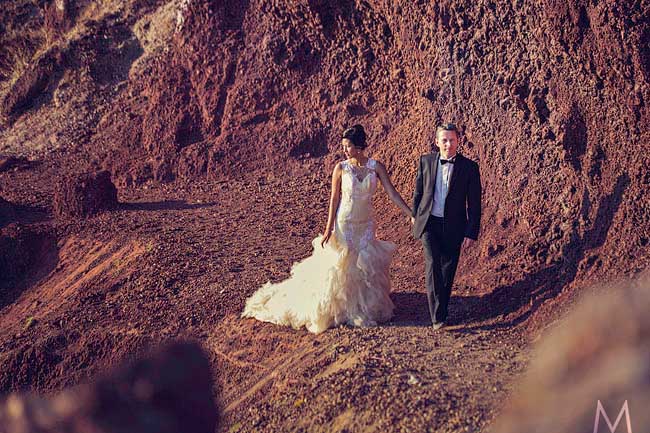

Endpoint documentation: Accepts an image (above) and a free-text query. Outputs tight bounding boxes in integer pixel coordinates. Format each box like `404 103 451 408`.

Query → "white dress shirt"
431 154 456 217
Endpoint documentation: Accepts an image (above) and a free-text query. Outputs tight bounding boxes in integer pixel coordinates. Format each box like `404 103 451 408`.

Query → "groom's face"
436 130 459 158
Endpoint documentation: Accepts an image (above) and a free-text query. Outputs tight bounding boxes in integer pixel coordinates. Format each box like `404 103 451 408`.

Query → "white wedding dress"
241 158 396 334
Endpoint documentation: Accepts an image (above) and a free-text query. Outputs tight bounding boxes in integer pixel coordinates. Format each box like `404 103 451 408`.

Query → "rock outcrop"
53 170 118 218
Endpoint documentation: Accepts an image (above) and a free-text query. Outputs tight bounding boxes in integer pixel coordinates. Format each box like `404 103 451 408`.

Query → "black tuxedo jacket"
412 152 481 242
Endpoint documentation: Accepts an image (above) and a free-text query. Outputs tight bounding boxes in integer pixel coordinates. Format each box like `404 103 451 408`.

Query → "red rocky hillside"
0 0 648 431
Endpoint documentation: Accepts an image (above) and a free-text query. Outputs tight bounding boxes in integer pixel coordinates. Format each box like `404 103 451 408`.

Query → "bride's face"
342 138 363 159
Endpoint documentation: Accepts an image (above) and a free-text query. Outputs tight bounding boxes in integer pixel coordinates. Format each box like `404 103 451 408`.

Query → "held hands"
409 216 415 226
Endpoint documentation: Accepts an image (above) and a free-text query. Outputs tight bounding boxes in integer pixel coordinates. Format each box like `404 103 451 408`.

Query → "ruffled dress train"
242 159 396 334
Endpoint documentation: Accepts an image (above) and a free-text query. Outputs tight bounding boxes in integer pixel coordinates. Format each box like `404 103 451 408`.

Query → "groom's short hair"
436 123 460 137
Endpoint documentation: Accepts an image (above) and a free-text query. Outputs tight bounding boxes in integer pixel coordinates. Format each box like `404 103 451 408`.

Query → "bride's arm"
321 162 343 247
375 161 412 217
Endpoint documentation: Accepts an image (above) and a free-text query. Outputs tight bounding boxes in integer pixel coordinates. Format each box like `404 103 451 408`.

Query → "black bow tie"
440 159 455 165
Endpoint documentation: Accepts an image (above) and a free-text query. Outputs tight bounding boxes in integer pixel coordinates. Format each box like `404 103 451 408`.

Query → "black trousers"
421 216 462 324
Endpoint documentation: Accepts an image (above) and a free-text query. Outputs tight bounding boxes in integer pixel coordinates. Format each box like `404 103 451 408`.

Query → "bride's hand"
321 229 332 248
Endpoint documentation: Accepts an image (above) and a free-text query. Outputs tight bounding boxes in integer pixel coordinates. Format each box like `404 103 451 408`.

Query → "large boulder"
493 277 650 433
53 170 118 218
0 341 219 433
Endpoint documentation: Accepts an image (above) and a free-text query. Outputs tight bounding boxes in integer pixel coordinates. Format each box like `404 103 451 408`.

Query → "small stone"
407 373 420 385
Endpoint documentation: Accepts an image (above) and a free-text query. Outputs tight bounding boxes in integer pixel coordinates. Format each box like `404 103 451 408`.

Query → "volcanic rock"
44 0 77 39
0 48 63 125
53 170 118 218
493 277 650 433
0 341 218 433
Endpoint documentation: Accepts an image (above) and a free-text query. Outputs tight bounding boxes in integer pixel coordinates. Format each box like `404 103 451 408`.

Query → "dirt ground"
0 161 580 432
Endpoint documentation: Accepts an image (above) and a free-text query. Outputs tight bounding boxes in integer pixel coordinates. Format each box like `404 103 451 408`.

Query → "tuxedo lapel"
448 154 463 194
430 151 439 190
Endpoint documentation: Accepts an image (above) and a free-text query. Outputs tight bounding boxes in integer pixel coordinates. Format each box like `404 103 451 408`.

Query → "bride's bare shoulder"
334 160 348 169
331 160 345 175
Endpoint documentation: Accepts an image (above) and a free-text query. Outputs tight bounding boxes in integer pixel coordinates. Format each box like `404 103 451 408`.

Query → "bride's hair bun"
342 124 367 149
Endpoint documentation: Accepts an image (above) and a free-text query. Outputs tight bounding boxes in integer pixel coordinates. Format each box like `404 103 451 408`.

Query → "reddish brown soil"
0 166 533 432
0 0 649 432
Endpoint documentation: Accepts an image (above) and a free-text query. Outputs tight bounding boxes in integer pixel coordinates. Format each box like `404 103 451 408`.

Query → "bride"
242 125 412 333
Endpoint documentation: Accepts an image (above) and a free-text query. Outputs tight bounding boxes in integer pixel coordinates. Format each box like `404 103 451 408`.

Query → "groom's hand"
409 217 415 226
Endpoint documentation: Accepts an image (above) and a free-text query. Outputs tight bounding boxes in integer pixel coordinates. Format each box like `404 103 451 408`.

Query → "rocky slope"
0 0 648 431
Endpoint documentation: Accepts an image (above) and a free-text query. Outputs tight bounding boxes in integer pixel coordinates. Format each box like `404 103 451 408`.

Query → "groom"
411 123 481 330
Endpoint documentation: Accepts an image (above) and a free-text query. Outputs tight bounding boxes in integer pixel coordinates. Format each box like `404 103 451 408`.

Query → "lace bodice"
340 158 378 200
337 158 378 250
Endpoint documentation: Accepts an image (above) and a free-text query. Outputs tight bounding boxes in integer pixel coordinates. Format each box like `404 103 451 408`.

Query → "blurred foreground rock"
0 341 218 433
53 171 118 218
494 276 650 433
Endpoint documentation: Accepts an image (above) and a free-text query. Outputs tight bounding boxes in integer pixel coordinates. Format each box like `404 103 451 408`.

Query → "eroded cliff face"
1 0 649 347
91 0 650 314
